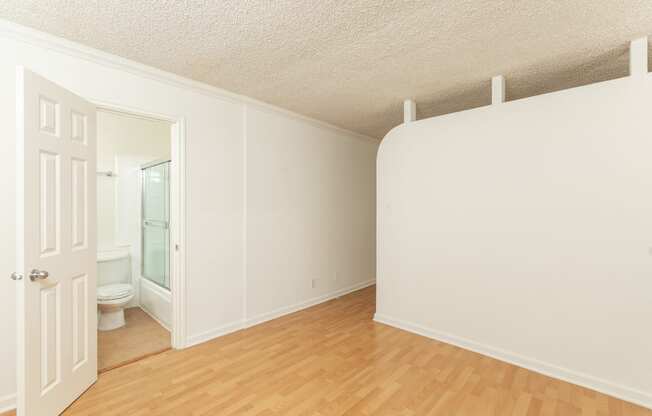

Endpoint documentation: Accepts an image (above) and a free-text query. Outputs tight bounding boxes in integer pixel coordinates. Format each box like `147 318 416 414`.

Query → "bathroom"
96 109 172 372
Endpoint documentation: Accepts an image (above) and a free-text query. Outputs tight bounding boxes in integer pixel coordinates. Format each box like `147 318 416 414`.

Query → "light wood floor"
98 307 171 372
4 286 651 415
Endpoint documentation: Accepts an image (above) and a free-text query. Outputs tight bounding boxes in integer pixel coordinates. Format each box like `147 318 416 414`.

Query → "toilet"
97 249 134 331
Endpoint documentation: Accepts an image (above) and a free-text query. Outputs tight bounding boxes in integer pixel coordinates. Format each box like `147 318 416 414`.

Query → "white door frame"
92 100 187 349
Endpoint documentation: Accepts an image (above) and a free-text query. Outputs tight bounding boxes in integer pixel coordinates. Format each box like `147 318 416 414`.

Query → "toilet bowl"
97 249 134 331
97 283 134 331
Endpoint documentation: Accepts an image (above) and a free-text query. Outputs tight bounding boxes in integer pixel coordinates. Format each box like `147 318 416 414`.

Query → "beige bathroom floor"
98 307 171 373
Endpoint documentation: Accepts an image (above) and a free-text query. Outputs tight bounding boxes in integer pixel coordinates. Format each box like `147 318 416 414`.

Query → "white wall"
245 107 376 323
376 75 652 408
0 22 377 409
97 110 171 251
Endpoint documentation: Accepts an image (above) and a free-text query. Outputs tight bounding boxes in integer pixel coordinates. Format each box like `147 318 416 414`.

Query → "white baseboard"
374 313 652 411
186 320 245 348
186 280 376 348
244 279 376 328
0 393 16 413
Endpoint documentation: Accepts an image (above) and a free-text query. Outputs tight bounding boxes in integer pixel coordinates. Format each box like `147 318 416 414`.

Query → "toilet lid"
97 283 133 301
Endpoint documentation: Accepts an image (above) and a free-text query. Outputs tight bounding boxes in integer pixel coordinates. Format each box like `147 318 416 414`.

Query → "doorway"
95 109 174 372
15 68 187 415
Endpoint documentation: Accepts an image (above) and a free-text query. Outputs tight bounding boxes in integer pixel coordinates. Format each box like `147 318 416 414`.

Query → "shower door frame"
93 100 187 350
141 159 171 289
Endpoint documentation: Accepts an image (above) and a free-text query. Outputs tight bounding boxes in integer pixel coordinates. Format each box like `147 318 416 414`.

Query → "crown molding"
0 19 379 143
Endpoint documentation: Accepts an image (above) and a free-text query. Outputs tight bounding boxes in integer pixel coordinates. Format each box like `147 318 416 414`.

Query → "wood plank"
2 286 650 415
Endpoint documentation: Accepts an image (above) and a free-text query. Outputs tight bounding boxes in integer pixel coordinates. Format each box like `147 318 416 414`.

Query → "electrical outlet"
333 272 338 282
311 278 317 289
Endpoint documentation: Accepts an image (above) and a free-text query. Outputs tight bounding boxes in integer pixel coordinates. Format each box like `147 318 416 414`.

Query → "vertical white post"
403 99 416 123
492 75 505 105
630 37 648 77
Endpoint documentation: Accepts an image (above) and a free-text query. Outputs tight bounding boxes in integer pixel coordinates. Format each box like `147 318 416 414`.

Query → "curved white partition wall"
376 74 652 408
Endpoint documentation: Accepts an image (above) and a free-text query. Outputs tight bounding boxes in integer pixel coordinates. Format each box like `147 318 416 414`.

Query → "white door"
15 67 97 416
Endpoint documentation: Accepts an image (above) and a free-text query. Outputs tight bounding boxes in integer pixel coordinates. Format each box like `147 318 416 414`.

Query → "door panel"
39 151 60 257
39 283 60 394
71 274 88 371
142 224 169 287
17 67 97 416
142 162 170 289
71 158 88 251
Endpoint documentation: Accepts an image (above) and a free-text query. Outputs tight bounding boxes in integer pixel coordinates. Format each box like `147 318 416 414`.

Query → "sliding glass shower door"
142 161 170 289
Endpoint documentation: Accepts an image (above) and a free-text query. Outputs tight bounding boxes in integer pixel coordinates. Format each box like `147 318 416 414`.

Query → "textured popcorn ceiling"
2 1 652 138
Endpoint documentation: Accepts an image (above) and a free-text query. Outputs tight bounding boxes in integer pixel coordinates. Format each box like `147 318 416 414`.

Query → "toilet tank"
97 248 132 286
